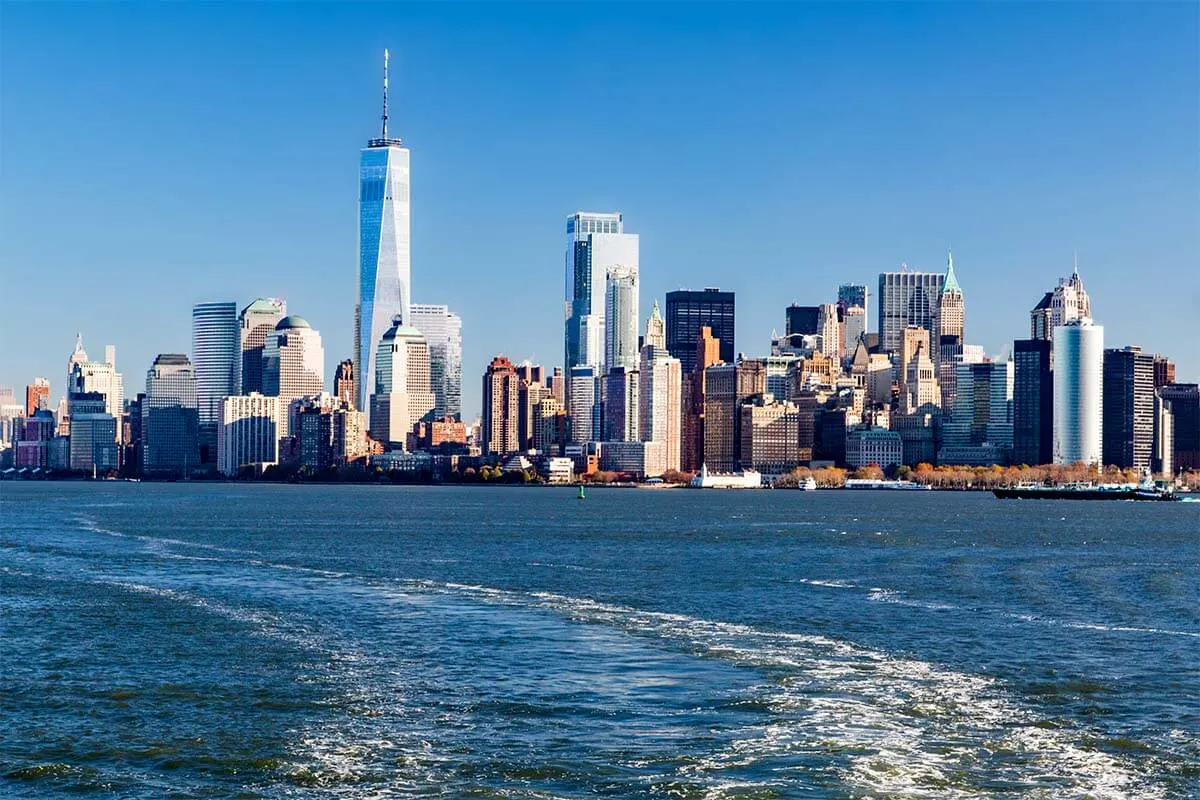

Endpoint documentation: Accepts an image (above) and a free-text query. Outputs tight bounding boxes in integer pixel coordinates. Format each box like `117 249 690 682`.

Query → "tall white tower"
356 49 412 423
605 265 640 372
1053 318 1104 464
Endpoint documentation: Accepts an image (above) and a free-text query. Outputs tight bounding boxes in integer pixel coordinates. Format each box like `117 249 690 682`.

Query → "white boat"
843 479 931 491
799 476 818 491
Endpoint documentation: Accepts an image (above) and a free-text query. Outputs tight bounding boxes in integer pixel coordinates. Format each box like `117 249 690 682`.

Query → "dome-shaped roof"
275 315 311 330
381 323 425 341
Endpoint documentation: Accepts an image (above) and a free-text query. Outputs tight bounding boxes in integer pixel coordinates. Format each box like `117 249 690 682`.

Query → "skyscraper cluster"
1 52 1194 484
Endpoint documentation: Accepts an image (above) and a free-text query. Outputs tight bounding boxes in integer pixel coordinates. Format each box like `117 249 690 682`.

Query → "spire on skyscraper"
942 248 962 294
382 49 389 140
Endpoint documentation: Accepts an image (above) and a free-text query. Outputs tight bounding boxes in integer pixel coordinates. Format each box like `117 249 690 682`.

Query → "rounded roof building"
275 315 311 330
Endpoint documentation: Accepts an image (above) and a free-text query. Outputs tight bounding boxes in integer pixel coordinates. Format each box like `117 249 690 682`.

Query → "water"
1 483 1197 798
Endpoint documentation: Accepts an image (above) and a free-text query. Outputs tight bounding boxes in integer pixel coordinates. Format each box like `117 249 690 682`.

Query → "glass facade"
356 142 411 423
192 302 239 426
665 289 735 374
409 304 463 420
877 271 943 354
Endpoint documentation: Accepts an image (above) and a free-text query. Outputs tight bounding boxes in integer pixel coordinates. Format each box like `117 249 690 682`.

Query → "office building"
877 268 943 354
66 333 88 399
842 306 867 352
192 302 239 424
482 356 521 456
409 303 463 420
940 359 1013 464
26 378 50 417
1153 355 1175 388
1102 346 1155 470
67 345 124 435
368 317 435 448
263 316 325 436
533 396 569 455
740 397 801 477
785 305 821 337
897 326 930 402
568 365 599 444
703 359 766 471
681 326 722 471
934 252 964 362
564 211 639 375
356 52 412 419
644 301 666 350
293 394 367 469
516 363 546 451
1030 264 1093 342
602 365 638 442
666 289 735 373
817 303 841 359
639 343 682 473
334 359 356 407
845 427 903 470
605 266 640 373
1159 383 1199 471
239 298 287 394
143 354 199 477
1012 339 1054 466
838 283 868 320
904 343 940 414
1053 319 1103 465
218 393 280 477
597 440 666 478
1152 393 1174 476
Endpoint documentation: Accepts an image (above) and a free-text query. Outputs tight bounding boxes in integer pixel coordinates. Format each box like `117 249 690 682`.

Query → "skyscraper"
1159 383 1199 471
192 302 239 464
356 50 412 420
409 303 463 420
143 354 199 477
605 266 640 373
877 268 943 354
644 301 666 350
602 365 638 442
482 356 520 456
681 326 722 471
639 340 681 474
239 298 286 394
785 305 821 337
1101 346 1155 470
935 252 964 362
1030 263 1093 342
939 359 1013 462
703 359 766 471
68 345 124 441
838 283 868 324
334 359 356 407
1053 318 1104 465
564 212 639 374
26 377 50 417
368 317 435 448
666 289 735 374
218 393 280 477
817 303 841 359
263 316 325 436
1012 338 1053 466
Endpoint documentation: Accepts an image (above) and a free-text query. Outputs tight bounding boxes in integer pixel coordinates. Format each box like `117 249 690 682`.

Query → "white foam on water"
796 578 858 589
415 580 1166 799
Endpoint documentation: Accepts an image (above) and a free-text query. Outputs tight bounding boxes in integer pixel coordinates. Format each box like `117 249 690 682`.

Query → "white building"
263 316 324 436
409 303 463 420
638 344 682 473
564 211 639 375
355 53 412 418
238 298 286 394
845 427 904 470
605 265 640 373
843 305 867 352
1053 318 1104 464
818 303 841 359
568 365 599 443
68 343 124 440
369 317 435 448
218 393 280 476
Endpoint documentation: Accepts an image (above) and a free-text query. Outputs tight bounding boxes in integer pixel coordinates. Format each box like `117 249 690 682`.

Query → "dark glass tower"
1012 339 1053 466
665 289 735 374
1102 346 1155 470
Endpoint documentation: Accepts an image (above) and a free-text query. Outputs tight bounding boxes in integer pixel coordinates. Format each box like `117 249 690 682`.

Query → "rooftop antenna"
382 49 390 139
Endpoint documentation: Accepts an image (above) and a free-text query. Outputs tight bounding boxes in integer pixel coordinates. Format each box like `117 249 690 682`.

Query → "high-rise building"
1030 264 1093 342
143 354 199 477
292 394 368 469
644 301 666 350
838 283 868 321
1159 383 1199 471
67 392 119 474
26 378 50 417
533 396 569 455
703 359 766 471
238 298 287 394
564 211 639 375
66 333 88 399
1152 392 1174 476
602 365 638 442
68 346 124 442
482 356 520 456
877 269 943 354
1101 346 1155 470
192 302 239 425
740 396 801 476
1012 339 1054 466
817 303 841 359
904 343 940 414
409 303 463 420
334 359 356 408
368 317 435 448
842 306 867 352
356 51 412 418
897 326 930 402
516 362 546 451
935 251 965 385
1053 318 1104 464
1152 355 1176 388
785 305 821 337
263 316 325 436
638 343 682 474
218 393 280 477
681 326 723 471
940 359 1013 463
666 289 735 374
605 266 640 373
568 365 599 444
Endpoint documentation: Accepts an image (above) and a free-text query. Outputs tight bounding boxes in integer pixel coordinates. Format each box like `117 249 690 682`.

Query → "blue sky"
2 2 1197 417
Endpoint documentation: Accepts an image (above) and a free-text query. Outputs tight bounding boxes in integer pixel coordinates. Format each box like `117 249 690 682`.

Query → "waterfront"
1 483 1197 798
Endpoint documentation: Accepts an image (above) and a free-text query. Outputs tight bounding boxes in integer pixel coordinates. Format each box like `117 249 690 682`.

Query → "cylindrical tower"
1053 318 1104 464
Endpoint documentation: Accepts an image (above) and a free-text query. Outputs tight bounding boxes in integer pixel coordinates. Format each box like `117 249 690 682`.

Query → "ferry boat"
993 480 1180 502
799 476 818 491
843 479 931 491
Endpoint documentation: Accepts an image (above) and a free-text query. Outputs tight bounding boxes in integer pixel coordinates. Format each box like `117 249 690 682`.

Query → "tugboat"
994 479 1180 502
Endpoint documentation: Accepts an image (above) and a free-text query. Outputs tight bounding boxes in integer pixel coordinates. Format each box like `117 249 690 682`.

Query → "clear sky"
2 2 1197 418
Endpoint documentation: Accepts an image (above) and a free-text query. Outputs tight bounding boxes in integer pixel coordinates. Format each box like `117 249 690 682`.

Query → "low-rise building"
845 427 903 470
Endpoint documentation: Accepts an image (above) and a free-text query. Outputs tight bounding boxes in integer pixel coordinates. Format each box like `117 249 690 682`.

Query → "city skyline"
2 4 1197 418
